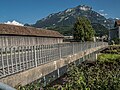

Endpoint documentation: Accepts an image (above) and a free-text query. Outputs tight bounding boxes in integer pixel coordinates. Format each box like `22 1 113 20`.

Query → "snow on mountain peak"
78 5 92 11
4 20 24 26
65 9 73 13
115 18 119 20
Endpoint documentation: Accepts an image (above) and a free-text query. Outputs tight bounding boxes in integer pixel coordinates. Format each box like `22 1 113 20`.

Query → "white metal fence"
0 42 108 78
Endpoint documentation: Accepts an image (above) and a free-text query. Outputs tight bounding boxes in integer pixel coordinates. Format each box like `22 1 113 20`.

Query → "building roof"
114 20 120 27
0 24 64 38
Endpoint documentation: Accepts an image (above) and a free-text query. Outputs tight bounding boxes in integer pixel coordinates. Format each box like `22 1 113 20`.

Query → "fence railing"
0 42 108 78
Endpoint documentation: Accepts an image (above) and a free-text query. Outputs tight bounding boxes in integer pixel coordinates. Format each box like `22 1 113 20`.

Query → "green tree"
73 17 95 41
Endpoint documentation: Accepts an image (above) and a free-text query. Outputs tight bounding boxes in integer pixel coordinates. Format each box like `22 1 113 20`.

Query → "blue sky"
0 0 119 24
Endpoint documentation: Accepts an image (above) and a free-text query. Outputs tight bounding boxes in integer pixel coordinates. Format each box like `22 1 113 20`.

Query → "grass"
98 53 120 63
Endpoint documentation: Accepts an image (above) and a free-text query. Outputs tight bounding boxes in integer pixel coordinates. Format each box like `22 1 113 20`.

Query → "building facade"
109 20 120 40
0 24 64 47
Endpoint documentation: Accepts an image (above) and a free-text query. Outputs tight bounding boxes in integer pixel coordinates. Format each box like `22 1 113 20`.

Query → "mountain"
92 23 109 37
25 5 115 36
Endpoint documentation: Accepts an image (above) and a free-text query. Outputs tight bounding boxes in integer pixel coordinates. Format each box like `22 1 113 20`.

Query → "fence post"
72 43 74 55
1 48 5 76
18 46 21 71
34 46 37 67
94 42 96 48
21 46 25 70
57 68 60 78
58 44 62 59
5 48 10 75
14 47 18 72
10 47 14 73
43 76 46 86
25 46 28 69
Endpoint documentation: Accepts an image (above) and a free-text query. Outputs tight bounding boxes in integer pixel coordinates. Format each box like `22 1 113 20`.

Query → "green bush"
18 54 120 90
112 38 120 44
98 54 120 63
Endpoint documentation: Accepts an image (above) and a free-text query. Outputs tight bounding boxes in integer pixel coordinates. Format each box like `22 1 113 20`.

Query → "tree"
73 17 95 41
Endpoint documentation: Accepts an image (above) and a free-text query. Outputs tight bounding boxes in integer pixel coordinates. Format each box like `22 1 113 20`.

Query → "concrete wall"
0 45 107 87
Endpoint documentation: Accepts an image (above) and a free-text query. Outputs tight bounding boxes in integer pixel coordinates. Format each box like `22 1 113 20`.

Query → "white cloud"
4 20 24 26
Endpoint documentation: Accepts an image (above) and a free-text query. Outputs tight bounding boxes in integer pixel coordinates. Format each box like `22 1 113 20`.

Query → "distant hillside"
25 5 115 36
92 23 109 37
